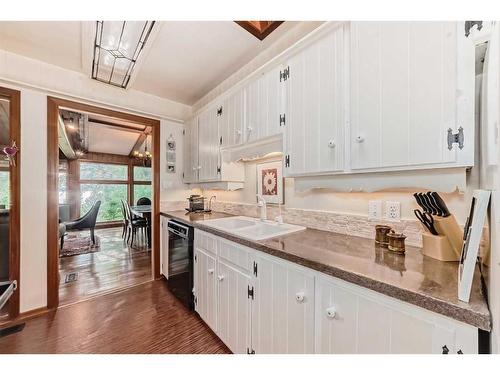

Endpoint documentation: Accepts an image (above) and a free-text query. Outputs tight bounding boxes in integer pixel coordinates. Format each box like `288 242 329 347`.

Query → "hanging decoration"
2 140 18 167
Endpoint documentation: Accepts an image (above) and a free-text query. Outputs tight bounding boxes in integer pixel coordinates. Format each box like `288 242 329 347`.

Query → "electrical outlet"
385 201 401 221
368 200 382 220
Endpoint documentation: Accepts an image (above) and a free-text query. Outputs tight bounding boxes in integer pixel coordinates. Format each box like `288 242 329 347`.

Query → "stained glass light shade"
92 21 155 88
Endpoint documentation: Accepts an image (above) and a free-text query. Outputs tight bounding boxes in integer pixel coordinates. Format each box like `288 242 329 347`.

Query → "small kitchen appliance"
186 195 205 213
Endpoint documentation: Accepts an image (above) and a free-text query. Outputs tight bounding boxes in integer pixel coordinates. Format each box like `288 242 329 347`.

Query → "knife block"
422 232 460 261
432 215 463 258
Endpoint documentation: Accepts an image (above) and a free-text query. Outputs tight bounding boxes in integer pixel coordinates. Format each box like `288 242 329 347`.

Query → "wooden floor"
0 280 230 354
59 227 152 306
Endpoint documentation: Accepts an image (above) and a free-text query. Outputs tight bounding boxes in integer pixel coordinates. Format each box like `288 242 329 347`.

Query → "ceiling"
0 21 297 105
87 123 141 155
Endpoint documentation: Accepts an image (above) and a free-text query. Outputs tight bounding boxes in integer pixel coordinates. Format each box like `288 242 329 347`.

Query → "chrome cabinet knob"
326 307 336 319
236 130 242 136
217 275 225 281
328 140 336 148
208 268 214 274
355 135 365 143
247 126 253 133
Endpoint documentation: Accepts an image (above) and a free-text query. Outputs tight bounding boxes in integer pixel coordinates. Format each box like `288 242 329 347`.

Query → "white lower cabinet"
315 274 478 354
251 252 315 354
193 230 478 354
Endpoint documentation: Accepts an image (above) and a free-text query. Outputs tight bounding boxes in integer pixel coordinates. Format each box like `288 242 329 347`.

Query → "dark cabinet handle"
457 349 463 354
442 345 449 354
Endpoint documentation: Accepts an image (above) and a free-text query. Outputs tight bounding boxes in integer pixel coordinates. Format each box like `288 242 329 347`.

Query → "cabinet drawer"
194 229 218 255
219 238 252 273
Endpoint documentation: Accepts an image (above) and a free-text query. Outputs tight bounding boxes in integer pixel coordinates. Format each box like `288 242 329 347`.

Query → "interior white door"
245 65 284 143
219 88 245 148
286 25 346 176
194 248 218 333
217 259 251 354
198 107 219 182
251 254 315 354
350 21 473 170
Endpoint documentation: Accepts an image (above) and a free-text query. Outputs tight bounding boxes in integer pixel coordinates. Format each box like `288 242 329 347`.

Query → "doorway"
0 87 20 324
47 97 160 308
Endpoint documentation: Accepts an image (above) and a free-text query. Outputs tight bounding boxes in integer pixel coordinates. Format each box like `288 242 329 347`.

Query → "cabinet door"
245 65 284 143
160 216 169 278
286 25 346 176
194 248 217 332
252 254 315 354
182 117 198 183
315 275 478 354
198 107 219 182
217 259 251 354
219 89 245 148
350 21 474 170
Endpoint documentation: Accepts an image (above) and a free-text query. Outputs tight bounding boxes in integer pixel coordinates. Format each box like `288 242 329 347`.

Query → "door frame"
47 96 161 309
0 86 21 320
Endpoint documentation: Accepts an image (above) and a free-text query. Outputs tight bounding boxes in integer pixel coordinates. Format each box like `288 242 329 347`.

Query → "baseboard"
0 306 50 329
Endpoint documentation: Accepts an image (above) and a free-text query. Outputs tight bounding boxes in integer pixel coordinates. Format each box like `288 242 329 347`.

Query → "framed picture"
256 161 283 205
458 189 491 302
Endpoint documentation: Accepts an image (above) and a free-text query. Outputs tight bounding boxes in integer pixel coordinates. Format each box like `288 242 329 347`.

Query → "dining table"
130 205 152 248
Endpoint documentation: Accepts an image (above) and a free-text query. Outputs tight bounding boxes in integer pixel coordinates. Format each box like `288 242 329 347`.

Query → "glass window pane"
133 166 151 181
0 171 9 207
58 172 67 204
80 183 127 222
80 162 127 181
133 184 151 204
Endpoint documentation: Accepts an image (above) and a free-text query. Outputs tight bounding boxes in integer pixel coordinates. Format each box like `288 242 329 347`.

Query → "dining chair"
136 197 151 206
124 200 148 247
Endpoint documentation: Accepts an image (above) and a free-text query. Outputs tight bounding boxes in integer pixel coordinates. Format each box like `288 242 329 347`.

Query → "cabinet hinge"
194 254 197 262
279 66 290 82
217 106 223 116
247 285 254 300
217 166 221 174
447 127 464 150
246 348 255 354
220 136 223 145
285 155 290 168
253 261 258 277
182 172 185 179
279 114 286 127
182 129 185 135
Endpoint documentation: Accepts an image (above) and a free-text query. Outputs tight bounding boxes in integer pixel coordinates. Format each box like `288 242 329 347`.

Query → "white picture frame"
256 160 283 205
458 189 491 302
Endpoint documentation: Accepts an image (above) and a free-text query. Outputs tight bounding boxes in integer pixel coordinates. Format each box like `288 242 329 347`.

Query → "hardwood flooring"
59 227 152 306
0 280 230 354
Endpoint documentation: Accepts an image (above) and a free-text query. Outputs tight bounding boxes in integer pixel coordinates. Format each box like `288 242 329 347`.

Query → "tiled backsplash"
210 201 424 248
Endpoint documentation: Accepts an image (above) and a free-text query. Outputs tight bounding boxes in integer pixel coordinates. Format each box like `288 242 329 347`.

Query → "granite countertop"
161 210 491 331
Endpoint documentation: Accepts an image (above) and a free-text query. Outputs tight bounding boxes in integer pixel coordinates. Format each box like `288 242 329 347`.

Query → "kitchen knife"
413 193 427 212
420 193 437 215
426 191 443 216
430 192 451 217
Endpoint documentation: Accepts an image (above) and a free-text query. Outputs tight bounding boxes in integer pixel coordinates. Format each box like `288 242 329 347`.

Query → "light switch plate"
368 200 382 220
385 201 401 221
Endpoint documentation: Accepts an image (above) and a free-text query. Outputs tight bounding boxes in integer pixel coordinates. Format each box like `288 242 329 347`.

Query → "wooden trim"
152 122 160 279
0 307 50 329
47 96 161 309
0 86 21 320
234 21 284 40
79 179 129 185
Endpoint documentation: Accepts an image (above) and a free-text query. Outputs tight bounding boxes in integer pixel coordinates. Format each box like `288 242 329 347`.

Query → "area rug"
60 234 101 258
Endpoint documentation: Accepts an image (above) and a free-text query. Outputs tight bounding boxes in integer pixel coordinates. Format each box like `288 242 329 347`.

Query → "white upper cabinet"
245 65 285 143
285 25 347 176
198 106 220 182
350 21 475 171
219 88 245 148
182 117 199 183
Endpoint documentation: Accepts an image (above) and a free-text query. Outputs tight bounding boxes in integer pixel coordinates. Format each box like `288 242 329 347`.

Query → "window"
58 161 68 204
80 184 127 222
0 170 9 207
80 162 127 181
132 165 151 204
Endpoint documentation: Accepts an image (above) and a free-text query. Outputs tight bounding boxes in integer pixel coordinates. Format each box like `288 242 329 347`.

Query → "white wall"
0 52 194 313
